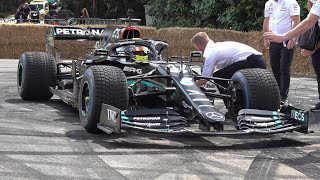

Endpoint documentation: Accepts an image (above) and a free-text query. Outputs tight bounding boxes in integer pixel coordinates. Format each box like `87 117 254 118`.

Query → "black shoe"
310 102 320 111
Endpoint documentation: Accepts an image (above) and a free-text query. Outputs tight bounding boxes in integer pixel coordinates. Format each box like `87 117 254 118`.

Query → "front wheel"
78 66 128 133
228 68 280 128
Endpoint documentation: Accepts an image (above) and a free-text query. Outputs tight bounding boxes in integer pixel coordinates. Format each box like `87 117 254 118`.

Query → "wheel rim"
229 83 244 118
81 82 90 117
18 64 23 88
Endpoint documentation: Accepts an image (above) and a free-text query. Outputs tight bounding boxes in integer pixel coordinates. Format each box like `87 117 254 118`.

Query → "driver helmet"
131 46 149 61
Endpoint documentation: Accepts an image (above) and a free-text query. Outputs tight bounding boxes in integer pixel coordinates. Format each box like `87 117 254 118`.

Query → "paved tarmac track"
0 59 320 180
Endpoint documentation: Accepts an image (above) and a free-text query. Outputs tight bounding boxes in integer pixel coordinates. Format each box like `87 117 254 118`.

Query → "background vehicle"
29 0 49 21
16 18 310 137
44 8 74 25
28 4 40 23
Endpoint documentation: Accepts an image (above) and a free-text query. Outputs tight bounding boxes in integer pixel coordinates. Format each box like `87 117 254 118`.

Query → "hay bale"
156 27 250 58
136 26 158 39
0 23 316 77
246 31 314 76
0 24 49 58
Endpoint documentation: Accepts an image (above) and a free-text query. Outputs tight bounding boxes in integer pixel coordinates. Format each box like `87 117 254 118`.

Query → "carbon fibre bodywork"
19 19 310 136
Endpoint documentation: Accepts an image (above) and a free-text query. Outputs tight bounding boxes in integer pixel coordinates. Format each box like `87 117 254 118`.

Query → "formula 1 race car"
17 18 310 136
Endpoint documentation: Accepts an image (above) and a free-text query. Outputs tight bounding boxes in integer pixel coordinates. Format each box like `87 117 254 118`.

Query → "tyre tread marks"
238 68 280 110
20 51 56 100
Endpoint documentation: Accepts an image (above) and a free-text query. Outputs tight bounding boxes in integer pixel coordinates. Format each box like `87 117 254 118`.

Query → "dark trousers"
213 54 266 93
269 42 294 100
311 49 320 99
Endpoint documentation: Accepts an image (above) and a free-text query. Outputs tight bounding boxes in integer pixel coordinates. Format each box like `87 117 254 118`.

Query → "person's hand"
196 79 207 87
286 39 295 49
301 49 315 57
264 38 270 49
264 32 287 43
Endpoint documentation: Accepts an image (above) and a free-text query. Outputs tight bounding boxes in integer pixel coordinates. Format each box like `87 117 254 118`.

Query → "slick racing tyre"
17 51 56 101
79 66 129 133
228 68 280 128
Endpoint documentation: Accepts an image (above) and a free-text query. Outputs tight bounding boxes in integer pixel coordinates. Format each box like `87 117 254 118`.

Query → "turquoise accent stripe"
121 111 125 115
275 120 281 124
127 80 162 88
273 116 278 120
272 111 278 115
127 80 136 86
121 116 128 120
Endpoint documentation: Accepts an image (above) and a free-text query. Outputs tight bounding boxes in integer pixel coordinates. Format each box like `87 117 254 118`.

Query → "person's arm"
28 8 31 19
286 1 301 49
300 0 315 55
287 15 300 49
265 13 319 42
308 0 313 11
263 17 270 49
285 13 318 40
263 2 270 49
196 50 218 87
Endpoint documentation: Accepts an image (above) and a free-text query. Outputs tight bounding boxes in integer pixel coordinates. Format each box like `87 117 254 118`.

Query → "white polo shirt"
310 0 320 17
309 0 320 26
264 0 300 34
202 40 262 77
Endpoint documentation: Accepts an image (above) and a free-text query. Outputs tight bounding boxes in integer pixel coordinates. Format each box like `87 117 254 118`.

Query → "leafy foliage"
0 0 29 17
0 0 311 31
147 0 309 31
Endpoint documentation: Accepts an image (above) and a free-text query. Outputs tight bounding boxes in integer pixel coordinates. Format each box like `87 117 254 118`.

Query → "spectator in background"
263 0 301 103
300 0 320 111
80 8 89 24
80 8 89 18
15 3 31 23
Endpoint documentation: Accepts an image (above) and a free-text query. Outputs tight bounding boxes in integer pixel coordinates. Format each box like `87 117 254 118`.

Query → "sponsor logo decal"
55 28 103 36
180 77 194 86
133 117 161 120
131 122 161 127
182 101 192 110
107 109 117 123
123 66 142 74
291 110 305 122
205 112 223 120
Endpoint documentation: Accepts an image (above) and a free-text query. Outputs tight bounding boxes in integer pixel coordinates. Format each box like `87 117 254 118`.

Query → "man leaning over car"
191 32 266 99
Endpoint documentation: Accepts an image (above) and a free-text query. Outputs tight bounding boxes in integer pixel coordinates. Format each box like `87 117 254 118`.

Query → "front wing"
97 104 309 136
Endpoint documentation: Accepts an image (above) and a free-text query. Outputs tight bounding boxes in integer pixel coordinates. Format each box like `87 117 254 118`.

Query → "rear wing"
45 25 141 61
45 26 105 61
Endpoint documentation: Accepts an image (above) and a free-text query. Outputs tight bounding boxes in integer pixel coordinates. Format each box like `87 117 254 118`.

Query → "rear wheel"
228 68 280 128
17 51 56 101
79 65 128 133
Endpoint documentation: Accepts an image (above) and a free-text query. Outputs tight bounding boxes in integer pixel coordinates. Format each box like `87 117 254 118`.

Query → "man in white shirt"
263 0 301 103
265 0 320 41
264 0 320 111
299 0 320 111
191 32 266 94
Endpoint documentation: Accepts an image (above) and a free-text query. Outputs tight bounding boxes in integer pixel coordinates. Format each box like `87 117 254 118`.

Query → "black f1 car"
17 18 310 136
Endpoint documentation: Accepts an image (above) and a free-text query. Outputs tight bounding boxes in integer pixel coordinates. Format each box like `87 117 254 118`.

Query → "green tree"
58 0 146 24
0 0 28 17
146 0 309 31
